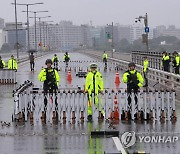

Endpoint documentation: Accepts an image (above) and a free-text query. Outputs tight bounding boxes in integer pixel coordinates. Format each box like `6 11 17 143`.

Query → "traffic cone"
114 95 119 120
115 72 120 85
109 95 119 120
67 70 72 82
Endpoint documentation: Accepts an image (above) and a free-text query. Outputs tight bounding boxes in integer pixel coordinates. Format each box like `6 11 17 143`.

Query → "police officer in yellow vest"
123 62 144 115
172 51 180 74
85 63 104 121
161 51 170 72
8 55 18 70
0 56 6 69
52 54 59 70
38 59 60 108
143 56 149 87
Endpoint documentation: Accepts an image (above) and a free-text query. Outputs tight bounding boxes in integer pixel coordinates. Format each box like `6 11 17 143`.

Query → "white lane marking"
112 137 127 154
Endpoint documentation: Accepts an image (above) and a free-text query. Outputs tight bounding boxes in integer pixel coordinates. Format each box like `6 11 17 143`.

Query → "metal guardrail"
83 52 180 101
131 50 179 73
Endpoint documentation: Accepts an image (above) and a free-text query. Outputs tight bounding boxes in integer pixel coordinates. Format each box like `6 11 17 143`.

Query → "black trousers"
143 71 148 87
30 62 34 71
174 66 179 74
127 87 139 110
43 85 58 110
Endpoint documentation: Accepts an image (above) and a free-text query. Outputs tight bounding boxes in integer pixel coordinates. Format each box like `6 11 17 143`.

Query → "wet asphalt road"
0 52 180 154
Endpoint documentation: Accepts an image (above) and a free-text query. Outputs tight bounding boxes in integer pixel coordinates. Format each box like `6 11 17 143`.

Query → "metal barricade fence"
56 61 119 72
0 69 17 84
12 80 33 121
13 88 176 124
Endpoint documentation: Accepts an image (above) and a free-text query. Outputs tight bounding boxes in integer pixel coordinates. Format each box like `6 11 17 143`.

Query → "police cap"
45 59 53 65
90 63 97 68
128 62 136 67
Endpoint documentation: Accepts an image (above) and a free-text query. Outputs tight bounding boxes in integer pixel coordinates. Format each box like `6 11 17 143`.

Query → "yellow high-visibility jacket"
8 58 18 70
63 54 70 61
123 70 144 88
143 59 149 72
85 71 103 94
38 68 60 85
0 60 6 68
52 56 59 63
102 53 108 59
175 55 180 66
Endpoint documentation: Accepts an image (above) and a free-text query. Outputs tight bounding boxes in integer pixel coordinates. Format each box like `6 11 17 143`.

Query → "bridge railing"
131 50 178 73
83 52 180 101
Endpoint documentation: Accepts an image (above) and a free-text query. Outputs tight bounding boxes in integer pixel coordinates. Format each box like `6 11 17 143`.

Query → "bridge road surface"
0 52 180 154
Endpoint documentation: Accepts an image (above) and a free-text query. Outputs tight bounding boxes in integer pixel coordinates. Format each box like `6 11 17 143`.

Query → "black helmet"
54 54 57 56
45 59 53 65
173 51 178 55
128 62 136 67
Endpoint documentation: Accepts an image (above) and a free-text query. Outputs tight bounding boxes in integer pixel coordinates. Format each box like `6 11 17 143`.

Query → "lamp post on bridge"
42 21 53 52
135 13 149 52
24 11 49 51
12 2 43 54
29 16 51 51
106 22 114 58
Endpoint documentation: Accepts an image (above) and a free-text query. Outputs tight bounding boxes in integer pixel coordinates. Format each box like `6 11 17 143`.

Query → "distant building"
4 22 26 50
29 21 90 51
0 18 4 29
0 29 6 49
118 25 131 43
130 25 153 43
153 25 180 39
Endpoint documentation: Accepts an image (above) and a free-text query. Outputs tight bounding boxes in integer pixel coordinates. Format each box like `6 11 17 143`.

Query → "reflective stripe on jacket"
85 71 103 94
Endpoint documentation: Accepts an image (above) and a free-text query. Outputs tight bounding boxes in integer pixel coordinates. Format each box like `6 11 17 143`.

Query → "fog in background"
1 0 180 28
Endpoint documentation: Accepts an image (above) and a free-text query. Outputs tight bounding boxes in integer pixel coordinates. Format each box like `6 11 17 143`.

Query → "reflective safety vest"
52 56 59 63
85 71 103 94
102 53 108 59
63 54 70 62
0 59 5 68
173 55 180 67
38 68 60 87
162 55 170 66
8 58 18 70
123 70 144 88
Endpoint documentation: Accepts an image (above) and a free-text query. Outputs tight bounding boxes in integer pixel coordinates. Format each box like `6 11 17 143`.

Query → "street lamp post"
42 21 53 51
106 22 114 58
27 11 48 50
12 2 43 52
29 16 51 50
135 13 149 52
13 0 19 59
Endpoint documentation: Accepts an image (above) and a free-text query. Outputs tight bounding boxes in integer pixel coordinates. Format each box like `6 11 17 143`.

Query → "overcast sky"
1 0 180 28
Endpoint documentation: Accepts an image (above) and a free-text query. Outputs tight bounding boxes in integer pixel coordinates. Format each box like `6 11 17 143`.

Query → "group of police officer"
0 55 18 70
162 51 180 74
37 51 146 121
0 50 178 121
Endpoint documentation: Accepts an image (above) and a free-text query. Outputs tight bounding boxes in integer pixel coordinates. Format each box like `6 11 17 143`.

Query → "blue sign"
145 27 149 33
